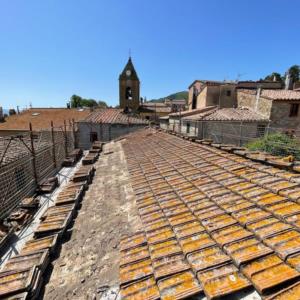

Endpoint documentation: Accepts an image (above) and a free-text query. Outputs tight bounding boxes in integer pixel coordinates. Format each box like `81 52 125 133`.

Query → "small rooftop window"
31 112 40 116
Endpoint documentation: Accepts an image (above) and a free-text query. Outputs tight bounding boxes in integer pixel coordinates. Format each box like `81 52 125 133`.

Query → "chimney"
255 87 262 112
0 107 3 122
285 72 293 90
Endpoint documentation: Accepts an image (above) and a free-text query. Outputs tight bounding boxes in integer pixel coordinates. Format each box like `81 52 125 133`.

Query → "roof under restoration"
119 129 300 299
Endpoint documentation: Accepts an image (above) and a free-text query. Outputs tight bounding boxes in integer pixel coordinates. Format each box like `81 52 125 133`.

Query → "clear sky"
0 0 299 109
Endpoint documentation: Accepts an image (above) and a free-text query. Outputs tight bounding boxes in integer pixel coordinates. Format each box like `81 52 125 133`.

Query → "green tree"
264 72 283 82
70 94 82 108
98 100 108 108
70 95 108 108
288 65 300 83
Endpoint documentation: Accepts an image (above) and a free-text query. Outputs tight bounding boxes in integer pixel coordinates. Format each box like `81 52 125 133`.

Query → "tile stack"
119 130 300 300
0 150 98 299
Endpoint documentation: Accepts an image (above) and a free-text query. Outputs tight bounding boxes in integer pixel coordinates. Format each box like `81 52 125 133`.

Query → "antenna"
236 73 246 82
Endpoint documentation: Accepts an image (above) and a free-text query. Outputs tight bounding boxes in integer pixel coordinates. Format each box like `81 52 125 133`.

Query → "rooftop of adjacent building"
82 108 149 125
239 88 300 101
0 108 91 131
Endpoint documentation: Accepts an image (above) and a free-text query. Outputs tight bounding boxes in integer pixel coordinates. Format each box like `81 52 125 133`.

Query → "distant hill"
148 91 188 103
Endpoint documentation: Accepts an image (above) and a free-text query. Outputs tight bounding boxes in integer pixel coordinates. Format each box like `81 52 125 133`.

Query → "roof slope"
203 107 268 122
119 129 300 299
83 108 148 125
0 108 91 131
261 89 300 101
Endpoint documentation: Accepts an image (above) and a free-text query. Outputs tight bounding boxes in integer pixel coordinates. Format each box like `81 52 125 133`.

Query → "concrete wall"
77 122 146 149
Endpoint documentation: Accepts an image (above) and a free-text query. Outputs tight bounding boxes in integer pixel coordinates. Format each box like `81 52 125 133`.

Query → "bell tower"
119 57 140 111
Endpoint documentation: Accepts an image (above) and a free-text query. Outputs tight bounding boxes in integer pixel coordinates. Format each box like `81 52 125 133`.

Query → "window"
15 167 26 190
90 131 98 142
186 122 190 134
125 87 133 100
289 103 299 117
257 124 266 137
226 90 231 97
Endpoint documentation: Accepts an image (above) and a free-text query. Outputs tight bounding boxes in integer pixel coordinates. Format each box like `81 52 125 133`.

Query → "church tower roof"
119 57 139 81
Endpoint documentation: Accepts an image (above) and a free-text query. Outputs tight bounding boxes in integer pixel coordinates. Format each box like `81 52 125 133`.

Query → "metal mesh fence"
165 119 300 159
0 124 75 220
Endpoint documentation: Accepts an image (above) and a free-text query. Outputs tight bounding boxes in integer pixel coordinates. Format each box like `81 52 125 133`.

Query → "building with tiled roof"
238 89 300 129
0 108 91 136
77 108 148 149
163 106 270 145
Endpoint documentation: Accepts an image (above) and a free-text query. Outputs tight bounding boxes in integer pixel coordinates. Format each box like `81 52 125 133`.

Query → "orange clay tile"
120 232 147 251
120 245 150 266
173 221 206 239
233 208 271 225
257 194 287 207
194 207 224 221
167 212 197 227
119 258 153 286
188 200 215 212
179 233 216 255
272 202 300 218
159 199 183 210
279 187 300 199
197 263 251 299
152 254 190 280
141 211 165 224
157 270 203 300
139 204 161 216
266 281 300 300
264 230 300 248
205 188 230 198
254 222 292 240
241 254 282 278
137 198 157 209
120 276 160 300
229 242 273 266
145 219 170 233
202 271 251 299
146 226 175 245
212 194 242 205
222 200 255 214
287 252 300 271
228 182 255 192
187 246 231 272
268 181 299 194
212 226 253 247
286 214 300 228
163 205 189 217
202 214 237 232
249 262 300 294
149 239 182 260
242 187 269 199
275 236 300 260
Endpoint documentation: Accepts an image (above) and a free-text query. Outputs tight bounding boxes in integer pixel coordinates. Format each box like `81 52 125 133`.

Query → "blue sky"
0 0 299 109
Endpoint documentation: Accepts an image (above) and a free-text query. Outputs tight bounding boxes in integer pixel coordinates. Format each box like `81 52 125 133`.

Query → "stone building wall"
270 102 300 129
237 90 272 117
77 122 145 149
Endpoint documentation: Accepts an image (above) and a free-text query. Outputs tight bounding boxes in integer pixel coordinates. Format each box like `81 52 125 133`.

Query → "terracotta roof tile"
0 108 91 131
83 108 148 125
182 107 269 122
261 89 300 101
120 129 300 299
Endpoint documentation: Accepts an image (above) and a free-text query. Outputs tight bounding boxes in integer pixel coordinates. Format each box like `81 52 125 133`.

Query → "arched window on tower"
125 87 133 100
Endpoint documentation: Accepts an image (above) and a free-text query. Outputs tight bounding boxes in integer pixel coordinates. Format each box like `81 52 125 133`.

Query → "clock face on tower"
126 70 131 76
